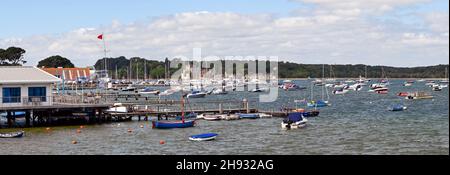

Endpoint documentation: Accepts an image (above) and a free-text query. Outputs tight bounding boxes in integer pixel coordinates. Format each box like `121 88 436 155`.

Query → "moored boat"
203 114 222 121
389 104 407 111
139 87 160 95
0 131 24 138
238 113 260 119
281 112 307 130
405 92 433 100
189 133 218 141
220 114 240 120
187 91 207 98
152 120 196 129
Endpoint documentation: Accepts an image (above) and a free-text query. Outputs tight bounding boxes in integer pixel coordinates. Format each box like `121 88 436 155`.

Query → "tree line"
1 46 448 79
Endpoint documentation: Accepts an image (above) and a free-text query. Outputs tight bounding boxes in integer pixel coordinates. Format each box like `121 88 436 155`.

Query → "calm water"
1 80 448 155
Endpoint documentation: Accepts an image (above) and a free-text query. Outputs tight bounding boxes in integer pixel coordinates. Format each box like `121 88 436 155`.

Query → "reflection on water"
0 80 448 155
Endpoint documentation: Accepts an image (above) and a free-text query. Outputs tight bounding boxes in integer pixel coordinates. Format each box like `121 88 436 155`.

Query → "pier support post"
25 111 31 127
219 103 224 114
7 111 12 128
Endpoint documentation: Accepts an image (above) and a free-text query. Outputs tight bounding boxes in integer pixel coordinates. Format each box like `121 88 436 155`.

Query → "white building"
0 66 61 108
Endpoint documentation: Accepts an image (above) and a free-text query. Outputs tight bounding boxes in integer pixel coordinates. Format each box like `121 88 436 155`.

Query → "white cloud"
0 1 448 67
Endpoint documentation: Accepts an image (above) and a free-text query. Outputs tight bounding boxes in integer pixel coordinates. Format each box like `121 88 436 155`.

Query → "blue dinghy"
189 133 218 141
152 120 195 129
389 104 407 111
238 113 260 119
307 100 329 108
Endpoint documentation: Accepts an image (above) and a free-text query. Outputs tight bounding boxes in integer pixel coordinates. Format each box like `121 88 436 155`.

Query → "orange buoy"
76 129 82 134
140 125 144 128
159 140 165 145
127 129 133 133
80 125 85 129
72 140 78 144
46 127 51 131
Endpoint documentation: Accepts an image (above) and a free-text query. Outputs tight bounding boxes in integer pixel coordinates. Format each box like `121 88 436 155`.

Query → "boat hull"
189 133 218 141
0 131 24 138
152 120 195 129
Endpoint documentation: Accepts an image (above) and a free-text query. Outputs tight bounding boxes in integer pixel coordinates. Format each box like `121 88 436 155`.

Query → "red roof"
41 67 91 81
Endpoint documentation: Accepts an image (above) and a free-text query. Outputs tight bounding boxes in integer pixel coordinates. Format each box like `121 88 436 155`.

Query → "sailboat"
370 67 389 93
152 95 196 129
307 64 330 107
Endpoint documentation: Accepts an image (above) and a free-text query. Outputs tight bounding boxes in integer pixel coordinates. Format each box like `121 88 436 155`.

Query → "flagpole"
102 33 107 78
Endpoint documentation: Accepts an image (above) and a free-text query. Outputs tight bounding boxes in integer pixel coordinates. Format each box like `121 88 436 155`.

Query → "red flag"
97 34 103 40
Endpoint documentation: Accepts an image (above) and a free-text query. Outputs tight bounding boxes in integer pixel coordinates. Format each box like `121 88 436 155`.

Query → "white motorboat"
106 103 128 114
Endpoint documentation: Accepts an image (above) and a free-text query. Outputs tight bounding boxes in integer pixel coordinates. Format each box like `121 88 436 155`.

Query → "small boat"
152 120 195 129
302 110 320 117
187 91 207 98
258 113 272 118
403 83 413 87
332 89 349 95
139 87 160 95
106 103 128 114
250 88 266 92
432 85 442 91
189 133 218 141
307 100 329 108
281 113 308 130
349 83 363 91
389 104 407 111
238 113 260 119
212 88 228 95
0 131 24 138
203 114 222 121
397 92 411 97
374 88 389 94
220 114 240 120
405 92 433 100
121 85 137 92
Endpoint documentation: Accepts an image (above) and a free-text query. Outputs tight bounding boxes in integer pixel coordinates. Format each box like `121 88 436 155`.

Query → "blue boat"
238 113 260 119
307 100 328 108
390 104 407 111
189 133 218 141
301 110 320 117
152 120 195 129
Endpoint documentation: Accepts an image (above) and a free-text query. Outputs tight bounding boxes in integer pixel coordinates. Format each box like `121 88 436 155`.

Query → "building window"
28 87 47 102
2 87 21 103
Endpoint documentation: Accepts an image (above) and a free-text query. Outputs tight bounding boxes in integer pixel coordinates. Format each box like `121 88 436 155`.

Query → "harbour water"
0 80 448 155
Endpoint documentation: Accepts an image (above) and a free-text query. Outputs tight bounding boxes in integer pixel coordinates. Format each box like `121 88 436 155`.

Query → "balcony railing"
1 95 109 108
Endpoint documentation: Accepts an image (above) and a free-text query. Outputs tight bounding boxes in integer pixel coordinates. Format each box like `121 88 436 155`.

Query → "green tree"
0 47 27 66
37 55 75 68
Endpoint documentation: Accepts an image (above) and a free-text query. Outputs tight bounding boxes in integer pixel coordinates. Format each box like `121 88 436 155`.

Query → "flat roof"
0 66 62 84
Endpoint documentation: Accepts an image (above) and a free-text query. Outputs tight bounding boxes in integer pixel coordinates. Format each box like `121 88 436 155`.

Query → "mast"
144 60 147 81
181 95 185 123
321 64 325 100
365 65 368 79
115 65 118 80
136 59 139 81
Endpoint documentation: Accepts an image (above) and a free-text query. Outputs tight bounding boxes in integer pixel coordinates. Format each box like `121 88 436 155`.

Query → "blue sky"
0 0 448 67
0 0 302 38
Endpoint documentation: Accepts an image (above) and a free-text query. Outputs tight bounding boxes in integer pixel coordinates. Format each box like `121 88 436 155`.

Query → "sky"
0 0 448 67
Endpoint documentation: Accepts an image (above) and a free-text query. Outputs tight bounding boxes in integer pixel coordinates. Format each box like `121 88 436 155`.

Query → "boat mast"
181 95 185 123
144 60 147 81
321 64 325 100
